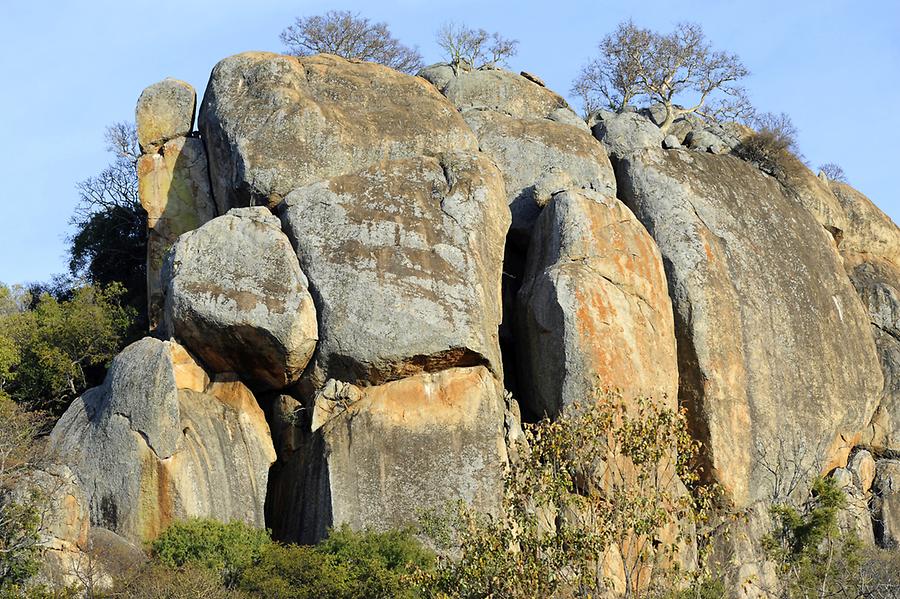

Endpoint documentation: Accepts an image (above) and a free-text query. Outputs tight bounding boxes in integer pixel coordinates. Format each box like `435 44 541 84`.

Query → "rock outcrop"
269 366 516 543
278 152 508 387
49 338 275 544
137 79 216 329
135 78 196 152
161 207 317 390
199 52 477 212
873 460 900 548
40 47 900 595
516 189 678 417
615 148 882 506
419 64 613 243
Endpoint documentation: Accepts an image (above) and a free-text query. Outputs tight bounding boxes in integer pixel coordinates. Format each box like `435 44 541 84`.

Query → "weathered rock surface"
161 207 317 390
136 78 196 152
138 136 216 329
771 155 848 240
617 148 882 506
267 366 514 543
279 153 508 387
461 109 615 243
199 52 477 212
832 181 900 263
516 189 677 417
844 255 900 449
418 64 583 127
872 459 900 548
591 110 665 161
49 338 276 544
831 467 876 546
708 502 780 599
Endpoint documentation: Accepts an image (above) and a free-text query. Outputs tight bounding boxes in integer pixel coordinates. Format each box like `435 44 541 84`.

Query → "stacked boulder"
194 52 519 542
37 48 900 597
419 64 677 423
136 78 217 329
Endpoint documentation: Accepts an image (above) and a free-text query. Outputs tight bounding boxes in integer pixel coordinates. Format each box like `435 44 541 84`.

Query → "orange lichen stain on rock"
345 367 495 430
823 430 862 475
167 342 209 392
573 284 634 394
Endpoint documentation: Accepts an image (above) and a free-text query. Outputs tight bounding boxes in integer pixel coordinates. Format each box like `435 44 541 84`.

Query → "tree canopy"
573 20 751 130
280 10 424 74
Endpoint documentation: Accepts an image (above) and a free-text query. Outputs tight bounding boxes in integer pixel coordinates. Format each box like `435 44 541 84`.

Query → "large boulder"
419 64 607 243
267 366 515 543
461 109 615 244
135 78 196 152
418 64 583 126
832 181 900 263
278 152 509 387
516 189 677 417
591 110 665 161
835 183 900 451
199 52 477 212
617 148 882 506
161 207 317 391
138 136 216 329
844 255 900 450
49 338 276 544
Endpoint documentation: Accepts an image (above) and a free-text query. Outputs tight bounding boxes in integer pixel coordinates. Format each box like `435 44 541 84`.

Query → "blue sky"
1 0 898 284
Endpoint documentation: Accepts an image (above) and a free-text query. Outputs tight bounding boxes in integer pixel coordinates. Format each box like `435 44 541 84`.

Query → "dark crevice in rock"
500 239 533 421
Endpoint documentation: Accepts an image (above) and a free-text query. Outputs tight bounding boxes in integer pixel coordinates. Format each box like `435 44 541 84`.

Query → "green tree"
68 122 147 334
418 393 719 598
0 283 133 415
151 519 271 588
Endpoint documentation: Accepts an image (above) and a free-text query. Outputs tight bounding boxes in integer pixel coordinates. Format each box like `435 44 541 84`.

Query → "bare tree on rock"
573 20 751 131
280 10 424 74
436 23 519 70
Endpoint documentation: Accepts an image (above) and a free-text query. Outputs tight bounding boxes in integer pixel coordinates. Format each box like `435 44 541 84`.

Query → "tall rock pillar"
136 78 216 329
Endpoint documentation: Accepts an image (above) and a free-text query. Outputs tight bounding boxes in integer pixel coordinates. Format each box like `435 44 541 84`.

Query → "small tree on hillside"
280 10 424 74
818 163 847 183
436 23 519 69
69 122 146 334
573 20 751 130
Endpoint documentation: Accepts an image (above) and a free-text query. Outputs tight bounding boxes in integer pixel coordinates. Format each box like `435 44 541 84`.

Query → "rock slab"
279 153 509 387
617 148 882 506
49 338 276 544
517 189 678 417
161 207 318 391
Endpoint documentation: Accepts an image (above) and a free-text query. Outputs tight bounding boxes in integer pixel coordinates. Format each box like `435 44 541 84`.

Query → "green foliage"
0 397 50 595
418 393 719 598
151 519 271 588
0 493 42 593
0 283 133 415
240 525 431 599
148 519 432 598
760 475 899 598
68 122 147 334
